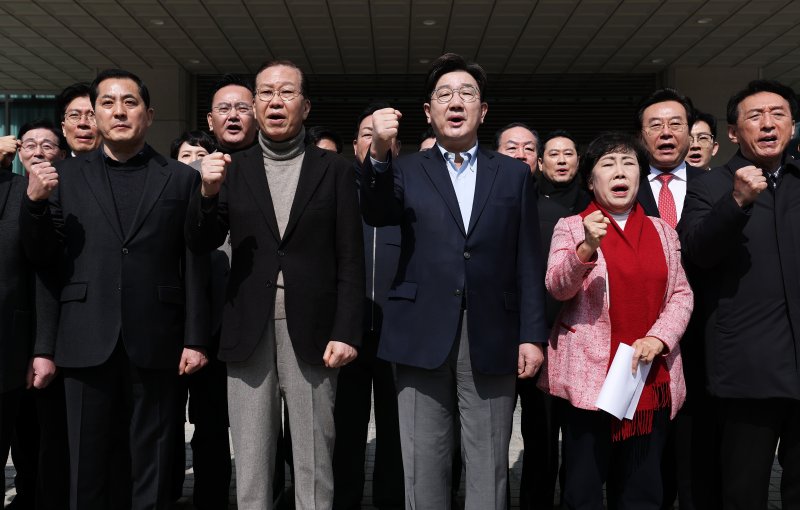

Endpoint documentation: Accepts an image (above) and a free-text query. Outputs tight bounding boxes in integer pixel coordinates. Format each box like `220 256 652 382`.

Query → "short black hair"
424 53 487 101
635 88 695 132
90 69 150 108
578 132 649 193
726 79 799 125
418 126 435 146
170 130 218 159
208 74 254 110
255 60 310 99
492 122 541 154
692 110 718 139
56 82 91 118
17 119 67 151
306 126 343 154
541 129 579 154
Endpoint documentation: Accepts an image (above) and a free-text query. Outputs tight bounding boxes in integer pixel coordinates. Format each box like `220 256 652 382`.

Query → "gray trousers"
395 313 516 510
227 318 338 510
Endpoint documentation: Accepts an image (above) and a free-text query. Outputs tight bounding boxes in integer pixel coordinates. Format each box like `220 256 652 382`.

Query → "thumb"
223 153 232 164
25 363 34 389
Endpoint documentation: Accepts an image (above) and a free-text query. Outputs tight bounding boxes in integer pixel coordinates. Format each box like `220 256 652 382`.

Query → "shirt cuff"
369 156 390 173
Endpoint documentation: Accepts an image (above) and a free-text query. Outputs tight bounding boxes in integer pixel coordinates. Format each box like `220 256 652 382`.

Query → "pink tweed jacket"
538 214 693 419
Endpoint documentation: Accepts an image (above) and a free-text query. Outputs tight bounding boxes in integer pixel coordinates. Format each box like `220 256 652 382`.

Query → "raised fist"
200 152 231 198
26 160 59 201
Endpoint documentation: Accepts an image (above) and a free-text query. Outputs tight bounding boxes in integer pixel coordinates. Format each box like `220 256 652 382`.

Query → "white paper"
595 343 652 420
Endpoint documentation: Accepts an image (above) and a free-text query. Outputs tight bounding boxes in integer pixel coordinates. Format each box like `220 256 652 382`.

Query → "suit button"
266 280 272 288
277 250 286 257
122 248 129 254
463 251 471 259
454 289 462 296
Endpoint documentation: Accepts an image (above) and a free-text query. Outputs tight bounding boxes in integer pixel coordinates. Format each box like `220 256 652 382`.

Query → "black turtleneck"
105 147 152 237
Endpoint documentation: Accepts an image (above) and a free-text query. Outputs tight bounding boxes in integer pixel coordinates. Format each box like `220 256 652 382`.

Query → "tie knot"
656 172 674 185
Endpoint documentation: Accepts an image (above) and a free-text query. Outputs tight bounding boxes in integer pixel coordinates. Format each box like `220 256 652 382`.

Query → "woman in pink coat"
539 132 693 510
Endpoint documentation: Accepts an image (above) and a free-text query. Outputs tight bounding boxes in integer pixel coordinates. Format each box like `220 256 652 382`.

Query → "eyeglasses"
212 102 253 116
431 86 480 104
689 133 715 146
64 110 96 125
644 121 688 136
255 89 302 102
20 140 60 154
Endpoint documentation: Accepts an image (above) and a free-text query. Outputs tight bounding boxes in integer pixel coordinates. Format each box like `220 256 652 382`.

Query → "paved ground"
4 403 785 509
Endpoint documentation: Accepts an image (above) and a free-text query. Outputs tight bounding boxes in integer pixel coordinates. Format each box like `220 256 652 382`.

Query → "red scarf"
580 200 671 440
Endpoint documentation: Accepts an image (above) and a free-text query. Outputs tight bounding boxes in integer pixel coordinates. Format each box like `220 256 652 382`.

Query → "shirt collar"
648 162 687 182
437 142 478 170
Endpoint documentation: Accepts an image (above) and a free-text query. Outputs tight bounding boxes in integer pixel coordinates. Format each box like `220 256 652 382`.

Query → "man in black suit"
680 79 800 510
185 60 364 510
634 88 708 510
0 142 58 499
7 120 69 510
332 102 404 510
362 53 548 510
22 68 209 510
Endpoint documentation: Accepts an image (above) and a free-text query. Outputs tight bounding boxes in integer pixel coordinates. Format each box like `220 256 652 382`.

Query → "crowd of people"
0 51 797 510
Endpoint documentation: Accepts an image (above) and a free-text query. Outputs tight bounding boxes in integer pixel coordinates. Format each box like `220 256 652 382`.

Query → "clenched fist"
577 209 610 262
200 152 231 198
26 160 59 201
732 165 767 208
370 108 402 161
0 136 18 168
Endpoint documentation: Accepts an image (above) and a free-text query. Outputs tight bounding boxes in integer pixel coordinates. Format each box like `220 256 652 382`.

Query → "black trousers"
171 347 231 509
0 388 22 467
718 398 800 510
562 404 669 510
332 328 404 510
517 377 562 510
8 375 70 510
63 343 178 510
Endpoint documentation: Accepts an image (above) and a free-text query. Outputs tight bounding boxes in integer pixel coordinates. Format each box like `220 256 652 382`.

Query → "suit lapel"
81 151 124 242
637 173 660 217
0 172 13 219
466 148 499 236
422 149 466 236
283 146 328 243
241 146 280 242
124 152 171 243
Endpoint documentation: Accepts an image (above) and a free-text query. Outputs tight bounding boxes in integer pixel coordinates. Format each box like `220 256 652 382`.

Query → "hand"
322 340 357 368
630 336 665 376
732 165 767 208
370 108 402 161
0 136 18 167
578 210 609 262
518 343 544 379
178 347 209 375
26 160 59 201
26 356 57 389
200 152 231 198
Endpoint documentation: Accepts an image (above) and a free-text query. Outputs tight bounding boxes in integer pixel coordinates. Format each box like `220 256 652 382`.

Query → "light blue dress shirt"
370 142 479 230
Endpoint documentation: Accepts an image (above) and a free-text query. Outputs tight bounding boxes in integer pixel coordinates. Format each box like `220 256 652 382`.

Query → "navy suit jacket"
360 146 548 375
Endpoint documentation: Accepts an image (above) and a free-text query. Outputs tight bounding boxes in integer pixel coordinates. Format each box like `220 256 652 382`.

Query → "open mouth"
446 114 465 127
225 124 242 133
687 152 702 163
611 183 629 197
266 112 285 125
657 142 676 153
758 135 778 146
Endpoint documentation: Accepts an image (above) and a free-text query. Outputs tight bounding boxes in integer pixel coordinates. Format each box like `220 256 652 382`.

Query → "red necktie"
656 173 677 229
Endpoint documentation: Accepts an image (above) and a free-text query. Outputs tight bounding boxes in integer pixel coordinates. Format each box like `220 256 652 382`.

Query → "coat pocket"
60 282 88 302
158 286 185 305
387 281 417 301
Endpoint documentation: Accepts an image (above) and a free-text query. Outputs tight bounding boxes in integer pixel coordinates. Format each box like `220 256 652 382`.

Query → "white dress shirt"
648 163 687 221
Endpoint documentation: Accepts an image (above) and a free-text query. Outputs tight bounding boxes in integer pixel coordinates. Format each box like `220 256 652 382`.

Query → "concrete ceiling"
1 0 800 92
